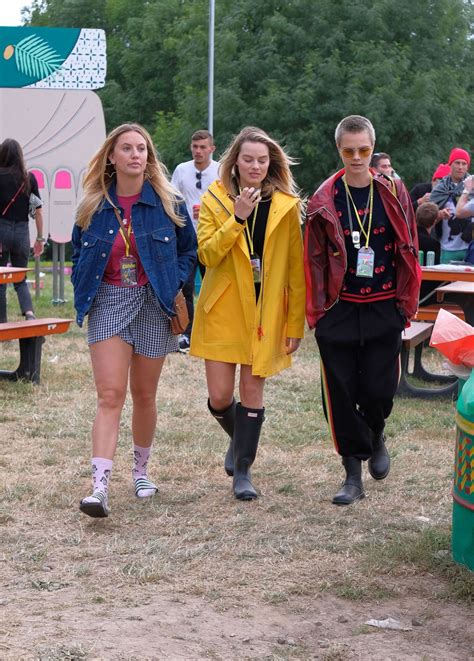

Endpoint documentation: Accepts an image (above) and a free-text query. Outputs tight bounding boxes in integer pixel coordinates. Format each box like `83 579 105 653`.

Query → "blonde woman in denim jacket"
72 123 196 518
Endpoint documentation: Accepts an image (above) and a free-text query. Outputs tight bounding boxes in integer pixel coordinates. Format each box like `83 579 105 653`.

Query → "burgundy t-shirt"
103 194 149 286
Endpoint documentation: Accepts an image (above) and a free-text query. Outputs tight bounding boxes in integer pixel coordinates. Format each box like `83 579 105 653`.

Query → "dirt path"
3 585 472 659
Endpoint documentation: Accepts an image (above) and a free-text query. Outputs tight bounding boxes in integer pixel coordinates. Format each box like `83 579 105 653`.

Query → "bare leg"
89 336 133 459
80 336 132 517
239 364 265 408
129 353 166 446
205 360 237 410
205 360 238 475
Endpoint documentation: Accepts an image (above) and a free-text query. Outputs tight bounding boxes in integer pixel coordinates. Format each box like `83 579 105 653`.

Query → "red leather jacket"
304 169 421 328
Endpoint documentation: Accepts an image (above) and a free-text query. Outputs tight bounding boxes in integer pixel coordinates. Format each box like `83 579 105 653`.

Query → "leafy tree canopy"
26 0 474 192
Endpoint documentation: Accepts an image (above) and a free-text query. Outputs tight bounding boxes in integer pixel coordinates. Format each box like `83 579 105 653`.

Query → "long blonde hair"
75 123 184 229
219 126 299 198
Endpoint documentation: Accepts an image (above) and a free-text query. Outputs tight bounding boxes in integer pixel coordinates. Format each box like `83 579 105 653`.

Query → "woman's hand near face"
233 187 261 221
286 337 301 355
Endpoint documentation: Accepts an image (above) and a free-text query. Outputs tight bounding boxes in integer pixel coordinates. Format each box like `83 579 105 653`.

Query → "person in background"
190 126 305 501
454 174 474 220
430 148 472 263
305 115 420 506
171 130 219 353
370 152 393 177
72 123 196 518
0 138 45 322
416 202 441 305
454 174 474 263
409 163 451 212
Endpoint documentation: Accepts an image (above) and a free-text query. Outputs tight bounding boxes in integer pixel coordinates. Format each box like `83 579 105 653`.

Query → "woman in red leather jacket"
304 115 420 506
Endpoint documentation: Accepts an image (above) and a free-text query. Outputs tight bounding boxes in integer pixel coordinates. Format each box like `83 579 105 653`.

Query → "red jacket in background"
304 169 421 329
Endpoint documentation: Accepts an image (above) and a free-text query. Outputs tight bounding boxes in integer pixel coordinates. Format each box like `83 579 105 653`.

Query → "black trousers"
182 260 206 337
315 299 404 460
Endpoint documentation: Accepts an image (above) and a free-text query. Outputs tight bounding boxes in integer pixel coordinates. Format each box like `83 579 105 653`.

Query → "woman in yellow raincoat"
190 126 305 500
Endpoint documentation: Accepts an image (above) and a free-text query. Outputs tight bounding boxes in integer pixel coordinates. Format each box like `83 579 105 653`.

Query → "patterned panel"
454 413 474 509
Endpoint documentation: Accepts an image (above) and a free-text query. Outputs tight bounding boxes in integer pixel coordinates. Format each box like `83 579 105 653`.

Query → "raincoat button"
101 253 106 257
109 229 114 234
83 241 88 246
164 236 169 242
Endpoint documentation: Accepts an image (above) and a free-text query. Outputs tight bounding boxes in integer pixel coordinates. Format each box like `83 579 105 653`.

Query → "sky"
0 0 33 26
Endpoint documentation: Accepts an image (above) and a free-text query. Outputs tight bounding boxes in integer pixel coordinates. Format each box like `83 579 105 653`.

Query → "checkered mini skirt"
87 282 178 358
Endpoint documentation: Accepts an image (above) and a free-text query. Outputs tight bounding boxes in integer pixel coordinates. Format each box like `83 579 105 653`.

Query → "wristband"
462 190 470 196
36 236 46 242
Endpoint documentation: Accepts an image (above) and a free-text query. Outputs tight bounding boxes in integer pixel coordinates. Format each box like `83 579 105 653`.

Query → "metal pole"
59 242 65 303
208 0 215 134
52 240 59 304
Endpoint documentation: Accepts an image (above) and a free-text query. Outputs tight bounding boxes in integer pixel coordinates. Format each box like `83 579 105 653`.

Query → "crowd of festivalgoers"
70 117 473 516
6 115 470 517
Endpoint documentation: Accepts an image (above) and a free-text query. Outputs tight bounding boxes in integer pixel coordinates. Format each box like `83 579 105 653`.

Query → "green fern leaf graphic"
14 34 63 80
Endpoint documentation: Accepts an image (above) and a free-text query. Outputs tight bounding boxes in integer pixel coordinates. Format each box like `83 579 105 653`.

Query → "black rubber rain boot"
232 403 265 501
208 398 236 476
332 456 365 505
368 432 390 480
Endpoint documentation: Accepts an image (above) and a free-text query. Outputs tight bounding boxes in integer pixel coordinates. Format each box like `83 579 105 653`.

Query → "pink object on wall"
54 170 72 189
31 169 45 188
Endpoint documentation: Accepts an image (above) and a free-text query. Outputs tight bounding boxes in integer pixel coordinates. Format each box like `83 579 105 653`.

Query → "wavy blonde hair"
75 123 184 229
219 126 299 199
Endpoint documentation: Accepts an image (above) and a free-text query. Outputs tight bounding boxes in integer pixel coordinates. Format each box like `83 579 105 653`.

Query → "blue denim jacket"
71 181 197 327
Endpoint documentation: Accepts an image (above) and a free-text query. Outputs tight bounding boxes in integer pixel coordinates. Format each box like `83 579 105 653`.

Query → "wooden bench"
0 317 72 384
415 303 465 322
398 321 457 398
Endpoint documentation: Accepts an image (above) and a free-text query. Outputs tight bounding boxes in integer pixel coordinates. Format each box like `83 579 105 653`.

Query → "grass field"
0 273 473 659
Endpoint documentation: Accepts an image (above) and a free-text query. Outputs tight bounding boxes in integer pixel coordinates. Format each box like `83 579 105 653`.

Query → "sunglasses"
340 146 372 158
195 172 202 189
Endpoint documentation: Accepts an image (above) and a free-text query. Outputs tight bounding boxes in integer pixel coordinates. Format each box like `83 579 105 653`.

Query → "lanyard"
113 208 133 257
343 176 374 248
238 188 261 256
243 202 259 256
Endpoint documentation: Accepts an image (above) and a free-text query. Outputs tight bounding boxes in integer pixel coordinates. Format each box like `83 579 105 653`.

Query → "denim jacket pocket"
81 234 99 249
151 228 177 260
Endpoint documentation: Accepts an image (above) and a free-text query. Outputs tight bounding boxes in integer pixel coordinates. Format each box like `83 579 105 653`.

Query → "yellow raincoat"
190 180 305 377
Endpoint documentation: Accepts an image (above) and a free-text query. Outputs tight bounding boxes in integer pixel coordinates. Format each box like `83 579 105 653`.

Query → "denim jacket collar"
102 180 158 210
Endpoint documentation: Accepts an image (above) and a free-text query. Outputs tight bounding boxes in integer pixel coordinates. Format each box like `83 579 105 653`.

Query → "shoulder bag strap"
112 207 132 251
2 182 25 216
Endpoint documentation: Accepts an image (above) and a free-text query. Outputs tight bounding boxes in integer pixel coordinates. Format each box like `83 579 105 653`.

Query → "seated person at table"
416 202 441 305
455 175 474 264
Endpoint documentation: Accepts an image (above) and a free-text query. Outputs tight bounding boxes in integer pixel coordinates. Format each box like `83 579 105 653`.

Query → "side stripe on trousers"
320 359 339 454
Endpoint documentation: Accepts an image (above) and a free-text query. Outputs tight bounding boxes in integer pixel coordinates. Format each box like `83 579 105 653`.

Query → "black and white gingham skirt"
87 282 178 357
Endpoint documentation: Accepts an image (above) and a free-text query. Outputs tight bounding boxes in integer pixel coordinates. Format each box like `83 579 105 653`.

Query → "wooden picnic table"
422 265 474 283
0 266 31 284
436 281 474 326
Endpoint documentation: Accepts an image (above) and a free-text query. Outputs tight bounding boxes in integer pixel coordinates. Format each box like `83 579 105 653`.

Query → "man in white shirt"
171 130 219 352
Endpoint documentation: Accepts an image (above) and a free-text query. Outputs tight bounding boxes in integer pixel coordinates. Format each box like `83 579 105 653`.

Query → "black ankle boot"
208 398 236 476
232 403 265 501
332 456 365 505
368 432 390 480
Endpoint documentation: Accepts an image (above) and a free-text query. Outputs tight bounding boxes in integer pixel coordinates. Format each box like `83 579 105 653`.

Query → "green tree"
27 0 474 193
